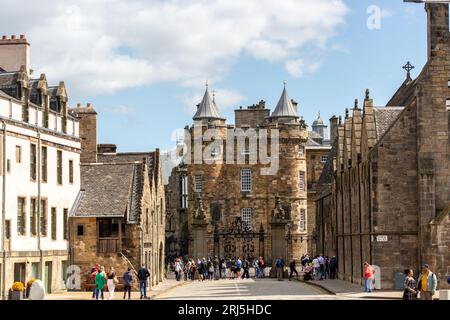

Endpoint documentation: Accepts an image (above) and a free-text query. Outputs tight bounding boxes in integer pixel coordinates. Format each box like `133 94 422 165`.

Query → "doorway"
13 263 26 285
45 261 53 294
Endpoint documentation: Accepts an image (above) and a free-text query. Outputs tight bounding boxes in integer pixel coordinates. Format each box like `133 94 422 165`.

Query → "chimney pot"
77 103 82 108
87 103 92 108
11 35 16 40
19 34 25 39
1 36 6 40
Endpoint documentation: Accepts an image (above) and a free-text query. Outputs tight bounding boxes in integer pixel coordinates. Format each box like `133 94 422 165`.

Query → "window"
7 159 10 173
447 99 450 106
181 176 188 209
63 208 68 240
77 225 84 236
299 171 306 192
211 203 221 222
57 150 62 185
299 209 306 232
320 155 328 163
41 146 47 182
30 143 37 181
30 198 37 236
15 146 21 163
194 175 202 193
69 160 74 184
17 197 26 235
241 208 253 230
240 168 252 192
51 207 57 240
61 261 68 289
31 262 40 279
39 199 47 236
5 220 10 239
298 146 304 156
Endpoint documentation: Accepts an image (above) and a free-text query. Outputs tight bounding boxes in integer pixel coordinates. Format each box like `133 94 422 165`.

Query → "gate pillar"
269 195 289 278
192 197 208 259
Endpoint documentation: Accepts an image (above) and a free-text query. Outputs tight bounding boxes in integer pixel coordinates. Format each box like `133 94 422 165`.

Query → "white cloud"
285 59 321 78
0 0 348 95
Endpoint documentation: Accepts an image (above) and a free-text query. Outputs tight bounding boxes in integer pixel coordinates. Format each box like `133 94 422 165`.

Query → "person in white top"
312 257 320 280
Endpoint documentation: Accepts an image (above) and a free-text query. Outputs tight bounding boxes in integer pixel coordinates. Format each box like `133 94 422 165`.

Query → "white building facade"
0 35 81 298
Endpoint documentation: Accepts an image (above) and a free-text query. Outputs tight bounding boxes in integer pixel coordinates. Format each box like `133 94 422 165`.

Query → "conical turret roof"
193 84 223 121
271 83 299 119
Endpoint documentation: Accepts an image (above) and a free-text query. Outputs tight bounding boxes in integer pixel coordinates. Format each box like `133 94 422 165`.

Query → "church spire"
193 81 224 121
270 81 299 119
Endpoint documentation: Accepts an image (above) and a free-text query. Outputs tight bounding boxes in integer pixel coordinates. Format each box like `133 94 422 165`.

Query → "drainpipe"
36 128 43 279
1 120 7 300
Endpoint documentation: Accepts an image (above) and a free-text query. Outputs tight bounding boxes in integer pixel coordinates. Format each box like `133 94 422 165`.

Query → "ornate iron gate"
213 217 265 260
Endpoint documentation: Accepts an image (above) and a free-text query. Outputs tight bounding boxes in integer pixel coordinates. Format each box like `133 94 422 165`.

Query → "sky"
0 0 428 153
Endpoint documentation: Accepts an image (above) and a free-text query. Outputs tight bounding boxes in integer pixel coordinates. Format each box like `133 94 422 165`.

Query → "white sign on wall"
376 235 388 242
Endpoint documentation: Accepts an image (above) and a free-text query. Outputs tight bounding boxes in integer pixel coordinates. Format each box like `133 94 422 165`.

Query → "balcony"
97 238 120 254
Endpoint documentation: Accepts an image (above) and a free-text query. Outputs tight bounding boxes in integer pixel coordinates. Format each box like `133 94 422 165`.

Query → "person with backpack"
417 264 437 300
122 268 133 299
275 257 285 281
137 265 150 299
235 257 242 279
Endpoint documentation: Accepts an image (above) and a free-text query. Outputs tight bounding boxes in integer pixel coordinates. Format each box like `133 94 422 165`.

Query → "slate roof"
72 162 144 222
306 137 321 147
373 107 404 140
271 86 299 119
98 151 158 188
0 72 20 99
193 87 224 121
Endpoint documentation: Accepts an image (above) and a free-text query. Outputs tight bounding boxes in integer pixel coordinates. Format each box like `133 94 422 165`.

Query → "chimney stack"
329 116 338 144
426 3 449 60
72 103 98 163
0 34 30 74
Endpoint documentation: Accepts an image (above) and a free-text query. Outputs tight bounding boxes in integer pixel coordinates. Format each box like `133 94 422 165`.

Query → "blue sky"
1 0 428 152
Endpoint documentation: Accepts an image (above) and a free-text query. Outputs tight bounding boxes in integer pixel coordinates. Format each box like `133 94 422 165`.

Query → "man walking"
123 268 133 299
275 257 285 281
329 256 337 279
137 265 150 299
289 259 299 280
417 264 437 300
363 262 375 293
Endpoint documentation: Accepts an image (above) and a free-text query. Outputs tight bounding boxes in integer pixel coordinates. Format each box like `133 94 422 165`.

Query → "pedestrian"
235 257 242 279
403 269 417 300
214 256 220 280
363 262 375 293
175 258 182 281
242 258 250 279
94 266 107 300
324 256 330 279
208 259 214 280
318 254 325 280
106 267 117 300
289 259 299 280
90 263 100 299
137 264 150 299
329 256 337 279
275 256 285 281
258 257 265 278
221 258 227 279
253 258 259 278
312 256 320 280
417 264 437 300
123 268 133 299
226 258 232 279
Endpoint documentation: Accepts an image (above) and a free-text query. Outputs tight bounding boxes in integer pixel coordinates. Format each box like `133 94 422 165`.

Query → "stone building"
305 113 332 254
0 35 81 297
69 104 165 289
315 3 450 290
168 83 310 267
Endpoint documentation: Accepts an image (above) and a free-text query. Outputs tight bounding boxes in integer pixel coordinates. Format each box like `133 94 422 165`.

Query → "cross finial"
402 61 414 78
283 80 287 88
212 89 216 103
365 89 370 100
354 99 359 110
205 80 209 89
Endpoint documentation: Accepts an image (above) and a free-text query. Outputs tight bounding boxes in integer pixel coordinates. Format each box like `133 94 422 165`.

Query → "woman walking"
403 269 417 300
94 266 107 300
106 267 117 300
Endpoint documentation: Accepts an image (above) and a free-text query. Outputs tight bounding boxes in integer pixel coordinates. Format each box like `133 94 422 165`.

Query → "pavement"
45 279 186 300
301 278 444 300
